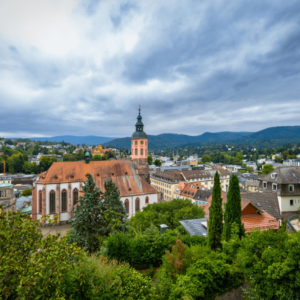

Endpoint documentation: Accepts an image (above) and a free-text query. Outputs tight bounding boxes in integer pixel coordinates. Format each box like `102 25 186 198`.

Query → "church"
32 107 158 222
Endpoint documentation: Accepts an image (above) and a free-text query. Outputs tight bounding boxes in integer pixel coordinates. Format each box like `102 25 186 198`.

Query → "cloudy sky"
0 0 299 138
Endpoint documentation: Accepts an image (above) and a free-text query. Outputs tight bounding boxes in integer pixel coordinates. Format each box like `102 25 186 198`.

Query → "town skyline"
1 0 300 138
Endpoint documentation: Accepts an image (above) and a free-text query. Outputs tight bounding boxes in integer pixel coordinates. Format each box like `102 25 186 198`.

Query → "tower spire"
139 104 141 115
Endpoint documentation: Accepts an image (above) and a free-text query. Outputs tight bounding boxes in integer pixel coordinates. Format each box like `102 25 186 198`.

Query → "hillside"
27 135 116 145
235 126 300 143
104 132 251 150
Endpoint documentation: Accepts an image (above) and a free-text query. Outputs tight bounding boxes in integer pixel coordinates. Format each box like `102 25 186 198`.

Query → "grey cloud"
0 0 300 138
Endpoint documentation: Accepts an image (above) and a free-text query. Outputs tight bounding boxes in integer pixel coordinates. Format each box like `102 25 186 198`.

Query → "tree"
91 155 102 161
154 159 162 166
208 171 223 251
202 155 211 163
39 156 56 172
224 174 244 241
274 156 283 163
69 174 128 253
262 164 274 174
148 155 153 165
20 189 32 197
0 210 83 299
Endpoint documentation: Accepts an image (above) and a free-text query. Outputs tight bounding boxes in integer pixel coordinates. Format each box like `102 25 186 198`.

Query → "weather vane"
139 104 141 114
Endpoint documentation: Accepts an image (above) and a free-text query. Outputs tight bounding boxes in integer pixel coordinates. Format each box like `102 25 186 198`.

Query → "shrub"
62 256 155 300
179 234 206 247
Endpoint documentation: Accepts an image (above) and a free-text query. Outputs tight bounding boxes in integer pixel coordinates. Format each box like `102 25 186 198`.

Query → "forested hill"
104 126 300 150
235 126 300 143
103 132 251 150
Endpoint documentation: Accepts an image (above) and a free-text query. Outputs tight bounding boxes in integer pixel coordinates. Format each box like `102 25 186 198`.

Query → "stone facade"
0 183 16 212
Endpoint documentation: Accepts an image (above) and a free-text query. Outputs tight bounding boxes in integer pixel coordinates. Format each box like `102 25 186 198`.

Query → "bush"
106 226 177 267
62 256 155 300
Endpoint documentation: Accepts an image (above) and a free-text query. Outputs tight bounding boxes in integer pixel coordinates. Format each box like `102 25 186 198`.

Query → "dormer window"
263 181 267 189
289 185 294 192
272 183 277 191
271 173 277 179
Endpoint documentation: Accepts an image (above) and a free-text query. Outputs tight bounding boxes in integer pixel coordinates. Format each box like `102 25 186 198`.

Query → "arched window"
61 189 67 212
135 141 137 145
145 196 149 205
73 188 79 205
135 198 140 212
124 199 129 215
135 149 138 155
49 190 55 214
141 148 143 155
39 190 42 213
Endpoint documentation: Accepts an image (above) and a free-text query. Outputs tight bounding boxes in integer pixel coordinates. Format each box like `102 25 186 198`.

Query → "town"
1 0 300 299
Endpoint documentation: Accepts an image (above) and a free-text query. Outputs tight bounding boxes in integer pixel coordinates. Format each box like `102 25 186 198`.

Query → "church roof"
36 160 157 198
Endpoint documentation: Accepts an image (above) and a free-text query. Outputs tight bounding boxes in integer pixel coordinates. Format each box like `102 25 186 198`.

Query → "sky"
0 0 300 138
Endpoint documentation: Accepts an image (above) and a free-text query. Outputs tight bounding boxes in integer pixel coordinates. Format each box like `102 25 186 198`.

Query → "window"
135 149 138 155
135 198 140 212
290 199 294 206
49 190 56 214
145 196 149 205
135 141 137 145
73 188 79 205
61 189 67 212
289 185 294 192
0 190 6 198
39 190 42 213
263 181 267 189
272 184 277 191
141 148 143 155
124 199 129 214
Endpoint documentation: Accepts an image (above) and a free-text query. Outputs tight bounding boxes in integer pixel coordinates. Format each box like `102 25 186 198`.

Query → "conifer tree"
224 174 245 240
208 171 223 251
69 174 128 253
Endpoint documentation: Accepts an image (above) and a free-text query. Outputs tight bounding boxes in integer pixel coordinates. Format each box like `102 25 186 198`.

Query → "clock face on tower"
140 141 144 145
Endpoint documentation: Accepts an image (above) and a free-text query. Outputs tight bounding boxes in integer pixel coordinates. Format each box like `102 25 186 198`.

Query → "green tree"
148 155 153 165
202 155 211 163
20 189 32 197
91 154 102 161
69 174 128 253
154 159 162 166
262 164 274 174
274 156 283 163
0 210 83 299
208 171 223 251
224 174 244 241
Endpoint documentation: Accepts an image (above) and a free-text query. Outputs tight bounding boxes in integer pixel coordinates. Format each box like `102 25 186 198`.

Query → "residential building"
0 183 16 212
174 181 212 205
240 192 282 225
257 158 266 164
272 153 282 160
92 145 113 157
258 166 300 220
58 149 68 155
246 161 257 171
28 153 63 165
32 107 158 222
73 148 83 154
151 168 230 201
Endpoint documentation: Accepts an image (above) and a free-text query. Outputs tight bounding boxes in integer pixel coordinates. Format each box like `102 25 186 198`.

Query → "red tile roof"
36 160 157 198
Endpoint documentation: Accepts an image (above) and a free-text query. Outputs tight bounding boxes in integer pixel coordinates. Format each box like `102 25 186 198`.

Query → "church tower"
131 106 148 159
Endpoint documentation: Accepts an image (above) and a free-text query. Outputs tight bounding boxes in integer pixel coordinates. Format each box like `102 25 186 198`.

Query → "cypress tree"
208 171 223 251
224 174 245 240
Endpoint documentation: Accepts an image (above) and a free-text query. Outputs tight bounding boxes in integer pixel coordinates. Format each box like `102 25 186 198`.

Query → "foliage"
165 238 188 276
62 255 155 300
201 154 211 163
91 154 102 161
129 199 204 231
224 174 245 240
68 174 128 253
237 229 300 300
208 171 223 250
154 159 162 166
20 188 32 197
147 155 153 165
262 164 275 174
105 226 177 267
0 210 83 300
